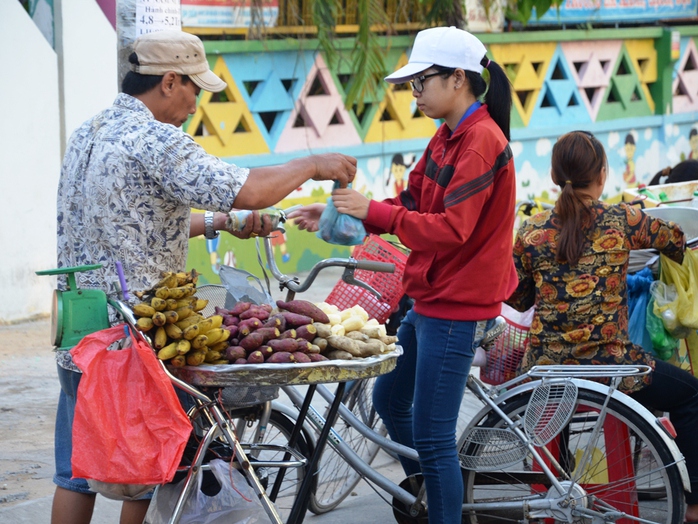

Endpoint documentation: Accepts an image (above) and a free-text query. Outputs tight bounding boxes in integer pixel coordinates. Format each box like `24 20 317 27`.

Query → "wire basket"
480 317 530 386
325 235 409 323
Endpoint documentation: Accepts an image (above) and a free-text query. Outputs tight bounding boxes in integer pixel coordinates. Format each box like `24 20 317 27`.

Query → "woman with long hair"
507 130 698 522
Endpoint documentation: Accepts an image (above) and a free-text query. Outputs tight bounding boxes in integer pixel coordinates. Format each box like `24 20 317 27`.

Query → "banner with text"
181 0 279 28
530 0 697 24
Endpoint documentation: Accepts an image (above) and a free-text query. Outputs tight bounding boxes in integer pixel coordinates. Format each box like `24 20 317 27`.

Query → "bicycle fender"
463 378 691 492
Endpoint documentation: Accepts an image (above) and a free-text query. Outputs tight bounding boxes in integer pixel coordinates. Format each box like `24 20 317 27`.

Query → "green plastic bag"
645 296 678 360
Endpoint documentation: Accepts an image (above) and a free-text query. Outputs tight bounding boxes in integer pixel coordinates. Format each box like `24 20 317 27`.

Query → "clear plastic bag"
316 182 366 246
660 250 698 329
645 296 679 360
143 459 266 524
218 265 273 308
650 280 691 338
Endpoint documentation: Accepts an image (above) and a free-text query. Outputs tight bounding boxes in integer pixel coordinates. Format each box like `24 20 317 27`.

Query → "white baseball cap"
385 26 488 84
132 30 227 93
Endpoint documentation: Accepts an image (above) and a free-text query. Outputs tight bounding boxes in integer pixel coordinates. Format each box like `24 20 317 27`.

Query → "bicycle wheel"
460 388 685 524
308 377 387 514
236 409 314 520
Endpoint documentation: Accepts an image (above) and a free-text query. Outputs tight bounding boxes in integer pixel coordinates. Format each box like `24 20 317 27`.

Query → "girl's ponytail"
465 57 513 140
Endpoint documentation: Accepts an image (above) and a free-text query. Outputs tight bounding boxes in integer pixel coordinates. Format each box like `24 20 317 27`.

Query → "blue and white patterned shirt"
56 93 248 370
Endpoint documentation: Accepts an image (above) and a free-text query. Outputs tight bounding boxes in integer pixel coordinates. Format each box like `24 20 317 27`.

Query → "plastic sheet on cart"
168 347 402 387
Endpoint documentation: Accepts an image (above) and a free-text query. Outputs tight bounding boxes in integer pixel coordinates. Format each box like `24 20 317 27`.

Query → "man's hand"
224 211 274 239
332 188 370 220
310 153 357 188
286 204 326 232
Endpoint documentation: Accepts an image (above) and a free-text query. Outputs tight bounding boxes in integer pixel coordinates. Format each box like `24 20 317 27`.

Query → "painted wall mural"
185 31 698 283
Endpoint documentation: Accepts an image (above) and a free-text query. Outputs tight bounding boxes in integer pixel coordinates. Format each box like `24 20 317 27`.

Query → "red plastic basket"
325 235 409 323
480 317 530 386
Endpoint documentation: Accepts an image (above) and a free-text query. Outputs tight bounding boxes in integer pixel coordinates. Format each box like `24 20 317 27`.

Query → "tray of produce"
166 347 401 387
129 279 400 387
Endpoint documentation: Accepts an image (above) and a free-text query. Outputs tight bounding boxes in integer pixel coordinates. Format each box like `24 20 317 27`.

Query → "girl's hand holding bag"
70 324 192 495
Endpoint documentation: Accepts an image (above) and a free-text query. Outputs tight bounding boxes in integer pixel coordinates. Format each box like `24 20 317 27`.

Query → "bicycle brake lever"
341 268 382 300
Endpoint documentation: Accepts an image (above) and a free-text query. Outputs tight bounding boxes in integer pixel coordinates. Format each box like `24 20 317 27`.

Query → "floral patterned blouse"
56 94 249 371
506 202 685 392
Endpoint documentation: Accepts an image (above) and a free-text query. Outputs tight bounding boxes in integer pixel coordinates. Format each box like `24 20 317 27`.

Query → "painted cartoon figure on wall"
688 128 698 160
385 153 415 197
270 230 291 263
623 133 637 187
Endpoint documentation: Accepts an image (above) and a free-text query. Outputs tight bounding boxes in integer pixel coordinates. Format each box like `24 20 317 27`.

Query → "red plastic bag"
70 324 192 485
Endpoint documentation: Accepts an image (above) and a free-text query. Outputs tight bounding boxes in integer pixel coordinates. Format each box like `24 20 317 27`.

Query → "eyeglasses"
410 70 453 93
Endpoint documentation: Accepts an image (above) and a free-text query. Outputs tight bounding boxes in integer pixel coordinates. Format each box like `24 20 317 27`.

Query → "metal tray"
167 347 402 387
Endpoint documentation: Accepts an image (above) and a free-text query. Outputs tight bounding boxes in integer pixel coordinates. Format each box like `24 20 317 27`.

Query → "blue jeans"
54 365 94 494
373 309 487 524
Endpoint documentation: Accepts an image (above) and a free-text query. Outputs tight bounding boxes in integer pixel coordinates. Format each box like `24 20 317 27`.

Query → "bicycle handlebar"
261 234 395 298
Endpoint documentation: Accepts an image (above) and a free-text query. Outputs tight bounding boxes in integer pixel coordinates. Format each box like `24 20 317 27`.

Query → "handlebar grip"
355 260 395 273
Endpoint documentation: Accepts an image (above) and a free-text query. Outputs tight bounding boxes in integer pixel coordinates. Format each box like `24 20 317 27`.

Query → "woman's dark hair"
462 56 512 141
648 159 698 186
550 131 607 266
624 133 635 145
121 52 190 95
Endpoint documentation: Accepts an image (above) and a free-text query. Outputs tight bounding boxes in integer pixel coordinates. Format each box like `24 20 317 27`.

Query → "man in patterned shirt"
53 30 356 524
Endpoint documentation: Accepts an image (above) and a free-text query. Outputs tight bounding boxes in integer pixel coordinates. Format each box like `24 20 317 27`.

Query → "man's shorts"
53 364 94 494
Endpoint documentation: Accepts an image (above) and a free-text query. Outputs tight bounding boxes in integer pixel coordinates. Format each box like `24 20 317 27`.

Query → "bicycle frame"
279 363 690 522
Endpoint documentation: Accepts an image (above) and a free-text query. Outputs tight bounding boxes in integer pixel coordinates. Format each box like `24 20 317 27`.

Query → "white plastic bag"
143 459 266 524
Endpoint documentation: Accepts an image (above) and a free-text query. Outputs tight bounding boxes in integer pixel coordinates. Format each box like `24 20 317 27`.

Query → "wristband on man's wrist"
204 211 219 239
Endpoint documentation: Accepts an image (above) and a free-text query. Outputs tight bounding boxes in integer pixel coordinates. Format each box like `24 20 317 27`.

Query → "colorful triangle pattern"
596 45 653 122
561 41 622 121
275 54 362 153
529 46 591 128
186 56 269 157
222 50 316 150
363 53 438 143
489 42 557 126
327 47 405 140
624 39 657 114
672 37 698 114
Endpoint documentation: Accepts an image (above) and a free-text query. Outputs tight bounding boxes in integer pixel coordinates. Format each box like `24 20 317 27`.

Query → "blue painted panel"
528 46 592 129
222 50 317 149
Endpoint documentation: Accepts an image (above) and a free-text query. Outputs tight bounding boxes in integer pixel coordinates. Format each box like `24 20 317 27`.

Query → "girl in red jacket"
290 26 516 523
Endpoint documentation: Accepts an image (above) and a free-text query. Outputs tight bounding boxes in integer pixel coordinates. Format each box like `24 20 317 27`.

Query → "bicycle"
257 232 691 524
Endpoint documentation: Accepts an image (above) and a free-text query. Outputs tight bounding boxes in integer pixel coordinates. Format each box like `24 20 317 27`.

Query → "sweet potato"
307 353 329 362
346 331 369 342
295 324 318 342
255 326 280 343
247 350 265 364
313 322 332 339
233 358 248 365
240 306 270 321
278 328 297 340
222 324 239 338
239 331 265 351
238 317 262 336
276 300 330 324
355 338 385 356
258 345 274 360
264 314 286 331
293 352 312 363
268 338 298 353
307 344 321 354
225 345 247 362
325 349 353 360
327 335 362 356
280 311 314 328
312 337 328 351
229 301 252 316
295 339 313 353
223 315 240 327
266 351 296 363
